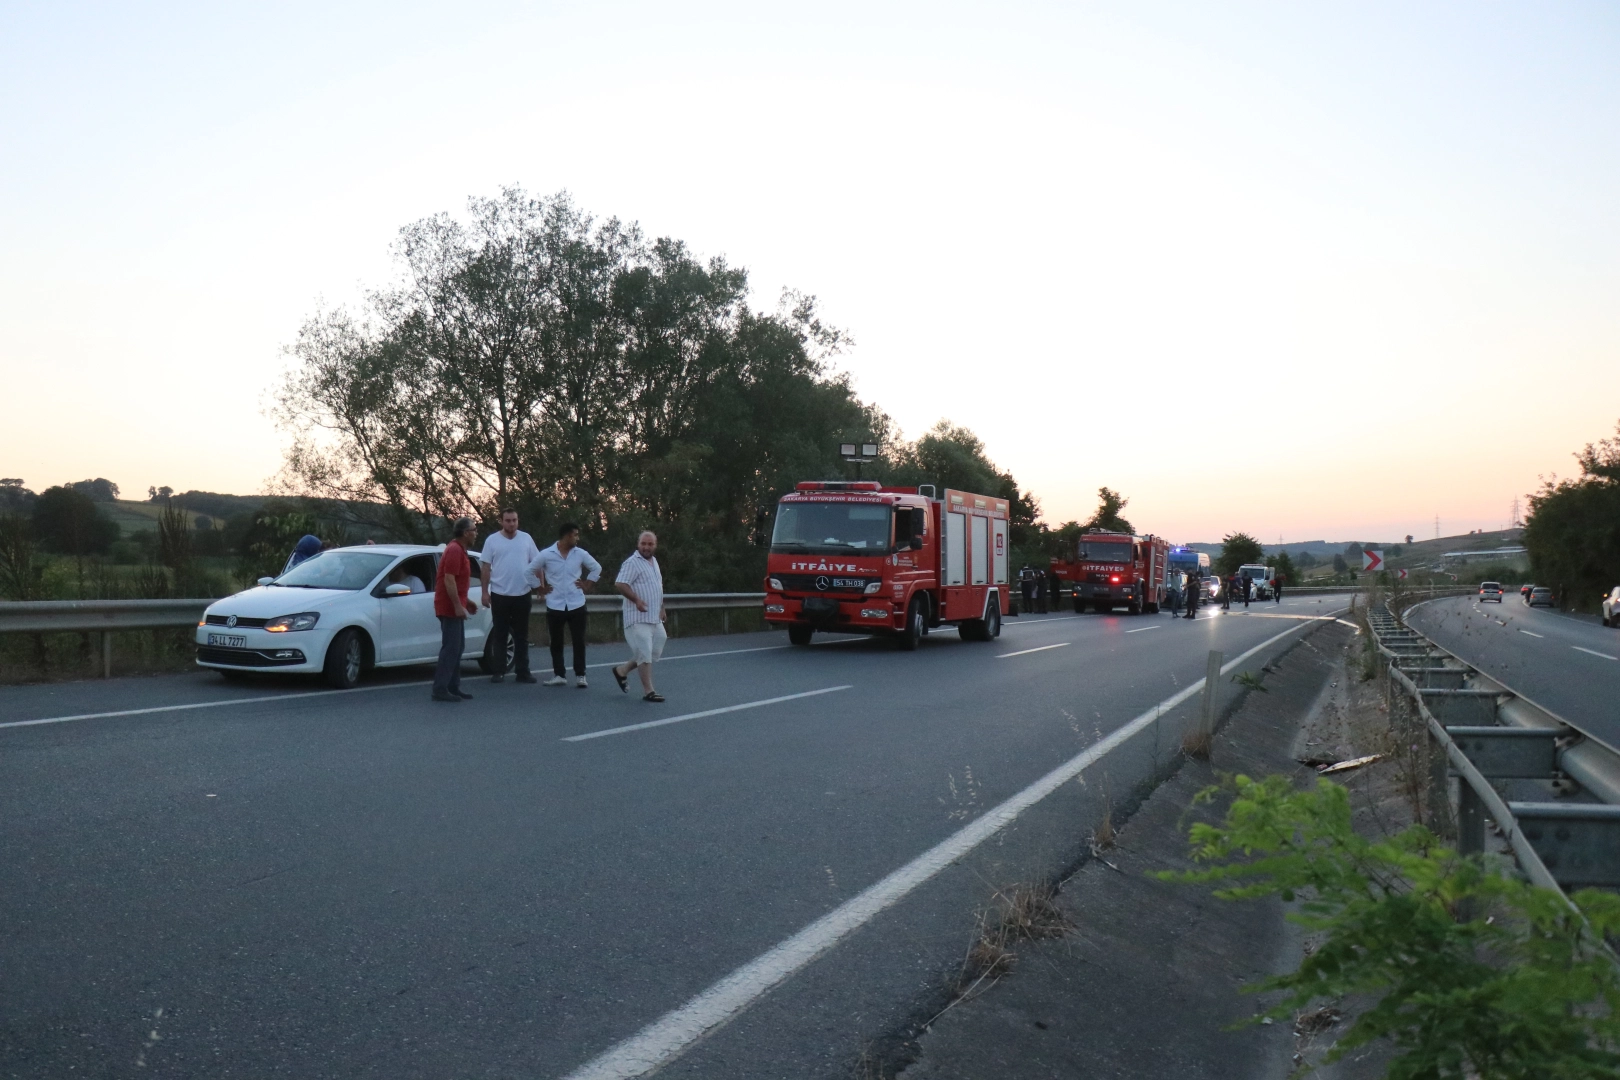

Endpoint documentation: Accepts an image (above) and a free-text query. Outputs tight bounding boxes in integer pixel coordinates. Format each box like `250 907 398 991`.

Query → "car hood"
205 586 368 618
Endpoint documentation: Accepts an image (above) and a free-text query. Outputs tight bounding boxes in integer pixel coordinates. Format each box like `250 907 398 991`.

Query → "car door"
462 552 491 659
377 554 440 663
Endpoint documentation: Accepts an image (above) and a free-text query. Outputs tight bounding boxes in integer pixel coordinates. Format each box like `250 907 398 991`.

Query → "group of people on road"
429 509 669 705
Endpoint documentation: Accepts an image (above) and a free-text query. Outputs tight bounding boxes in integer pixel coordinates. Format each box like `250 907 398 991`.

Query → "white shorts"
624 621 667 664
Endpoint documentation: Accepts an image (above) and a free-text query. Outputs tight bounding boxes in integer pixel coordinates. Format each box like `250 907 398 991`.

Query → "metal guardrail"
1366 602 1620 923
0 593 767 678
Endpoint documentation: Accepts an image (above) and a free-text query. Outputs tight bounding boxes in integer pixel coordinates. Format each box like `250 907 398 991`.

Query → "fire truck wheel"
986 605 1001 639
788 624 814 646
898 599 925 651
1072 596 1084 614
1127 601 1141 615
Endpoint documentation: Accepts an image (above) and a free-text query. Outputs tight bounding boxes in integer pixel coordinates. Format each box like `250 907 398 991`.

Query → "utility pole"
1434 514 1440 540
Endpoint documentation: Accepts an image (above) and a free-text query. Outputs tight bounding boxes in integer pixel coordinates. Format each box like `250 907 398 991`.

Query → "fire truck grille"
777 574 872 594
1087 573 1112 584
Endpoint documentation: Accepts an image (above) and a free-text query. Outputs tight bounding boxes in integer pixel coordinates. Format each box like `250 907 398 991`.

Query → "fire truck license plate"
832 577 864 589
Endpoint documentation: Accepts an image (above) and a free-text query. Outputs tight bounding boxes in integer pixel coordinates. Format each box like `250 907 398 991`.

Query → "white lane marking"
0 643 798 732
994 643 1070 659
1124 626 1160 634
1573 646 1618 661
561 686 853 742
1519 630 1544 639
560 613 1342 1080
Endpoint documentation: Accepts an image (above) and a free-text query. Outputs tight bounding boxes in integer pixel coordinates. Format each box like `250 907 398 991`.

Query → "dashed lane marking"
1124 626 1160 634
1573 646 1618 661
561 685 854 742
1519 630 1544 639
994 643 1070 659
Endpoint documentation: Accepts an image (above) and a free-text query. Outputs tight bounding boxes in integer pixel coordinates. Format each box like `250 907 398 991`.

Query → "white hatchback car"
196 545 506 688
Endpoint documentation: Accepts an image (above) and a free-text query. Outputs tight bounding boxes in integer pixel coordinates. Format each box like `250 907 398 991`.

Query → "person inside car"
388 565 427 594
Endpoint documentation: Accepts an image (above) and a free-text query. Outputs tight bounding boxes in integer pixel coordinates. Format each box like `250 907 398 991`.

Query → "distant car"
1602 586 1620 627
1520 584 1534 599
1527 587 1554 608
1478 581 1504 603
195 544 506 688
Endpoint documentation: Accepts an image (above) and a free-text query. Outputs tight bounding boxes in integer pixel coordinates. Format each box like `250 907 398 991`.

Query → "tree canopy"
1084 487 1133 535
1524 420 1620 611
1216 531 1264 576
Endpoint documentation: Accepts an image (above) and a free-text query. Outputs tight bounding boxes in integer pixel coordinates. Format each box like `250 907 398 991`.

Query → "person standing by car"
1273 573 1284 603
533 522 602 688
433 517 480 703
283 534 323 575
611 531 667 702
479 508 542 684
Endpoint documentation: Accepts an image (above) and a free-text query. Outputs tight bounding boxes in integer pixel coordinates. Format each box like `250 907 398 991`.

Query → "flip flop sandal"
642 691 665 703
612 667 629 694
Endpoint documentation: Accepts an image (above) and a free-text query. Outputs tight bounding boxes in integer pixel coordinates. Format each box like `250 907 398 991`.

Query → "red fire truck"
1051 529 1170 614
762 481 1012 649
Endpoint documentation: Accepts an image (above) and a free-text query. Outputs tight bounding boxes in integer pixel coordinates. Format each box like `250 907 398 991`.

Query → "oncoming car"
195 545 507 688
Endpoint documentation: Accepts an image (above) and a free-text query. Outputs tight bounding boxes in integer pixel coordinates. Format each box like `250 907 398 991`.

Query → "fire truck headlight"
859 607 890 619
765 603 786 614
768 577 784 591
864 581 883 594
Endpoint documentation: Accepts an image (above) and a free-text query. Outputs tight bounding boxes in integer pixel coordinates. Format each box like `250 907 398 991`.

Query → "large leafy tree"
1084 487 1133 534
275 188 888 589
1524 421 1620 611
1216 531 1264 576
32 486 119 555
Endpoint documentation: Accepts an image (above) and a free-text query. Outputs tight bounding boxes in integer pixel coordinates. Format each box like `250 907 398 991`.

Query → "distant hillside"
1181 529 1525 568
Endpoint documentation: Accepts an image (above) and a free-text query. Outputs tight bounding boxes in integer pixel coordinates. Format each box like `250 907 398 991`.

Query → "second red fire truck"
1051 529 1171 614
762 481 1012 648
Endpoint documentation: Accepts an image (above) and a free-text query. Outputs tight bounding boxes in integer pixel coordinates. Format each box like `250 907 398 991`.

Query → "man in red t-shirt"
432 516 481 702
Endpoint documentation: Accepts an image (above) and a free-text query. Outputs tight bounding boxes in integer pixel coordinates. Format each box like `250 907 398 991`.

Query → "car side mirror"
384 583 411 597
910 537 923 550
257 577 274 586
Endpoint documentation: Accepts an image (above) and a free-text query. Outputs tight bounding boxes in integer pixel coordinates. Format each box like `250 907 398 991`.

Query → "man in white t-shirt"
478 508 542 683
531 522 602 688
611 530 667 702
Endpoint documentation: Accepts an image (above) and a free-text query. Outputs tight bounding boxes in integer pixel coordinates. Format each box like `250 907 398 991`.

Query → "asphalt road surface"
1406 594 1620 753
1 595 1347 1079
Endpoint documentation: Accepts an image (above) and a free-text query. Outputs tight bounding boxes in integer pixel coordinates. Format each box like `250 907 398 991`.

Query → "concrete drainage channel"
1369 600 1620 906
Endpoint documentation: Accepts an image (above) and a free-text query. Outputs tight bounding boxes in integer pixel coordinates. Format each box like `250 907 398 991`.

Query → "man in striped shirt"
610 531 667 702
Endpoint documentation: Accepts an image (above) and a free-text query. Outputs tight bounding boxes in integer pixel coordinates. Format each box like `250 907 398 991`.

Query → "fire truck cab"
763 481 1011 649
1051 529 1170 614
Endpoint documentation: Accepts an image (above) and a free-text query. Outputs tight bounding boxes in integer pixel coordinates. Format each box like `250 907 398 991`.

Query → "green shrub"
1161 775 1620 1079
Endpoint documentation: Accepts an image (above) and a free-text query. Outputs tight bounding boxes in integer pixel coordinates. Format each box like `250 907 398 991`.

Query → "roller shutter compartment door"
946 512 966 586
992 517 1008 584
971 514 988 585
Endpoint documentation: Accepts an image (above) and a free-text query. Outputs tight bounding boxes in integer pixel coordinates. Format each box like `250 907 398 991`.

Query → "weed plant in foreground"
1161 775 1620 1080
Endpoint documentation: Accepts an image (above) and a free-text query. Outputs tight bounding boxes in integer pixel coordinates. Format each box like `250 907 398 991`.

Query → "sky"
2 1 1617 543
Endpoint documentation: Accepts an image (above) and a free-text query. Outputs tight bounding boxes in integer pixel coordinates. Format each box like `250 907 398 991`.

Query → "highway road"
1406 594 1620 753
1 596 1347 1079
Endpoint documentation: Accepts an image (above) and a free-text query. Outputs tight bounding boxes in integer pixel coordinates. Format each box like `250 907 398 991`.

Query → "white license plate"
208 634 247 648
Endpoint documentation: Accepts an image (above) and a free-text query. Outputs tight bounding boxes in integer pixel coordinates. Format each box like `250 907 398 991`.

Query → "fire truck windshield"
771 501 892 553
1076 541 1132 563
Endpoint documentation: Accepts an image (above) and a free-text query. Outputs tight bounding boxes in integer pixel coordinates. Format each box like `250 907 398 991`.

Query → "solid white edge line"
559 611 1343 1080
1 643 797 731
1572 646 1618 661
993 643 1070 659
561 686 854 742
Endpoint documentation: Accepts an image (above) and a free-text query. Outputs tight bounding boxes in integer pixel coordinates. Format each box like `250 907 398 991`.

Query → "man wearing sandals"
611 531 667 702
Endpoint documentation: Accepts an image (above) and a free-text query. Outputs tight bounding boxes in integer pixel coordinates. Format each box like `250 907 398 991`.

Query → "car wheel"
788 624 813 646
898 598 925 651
477 634 518 675
323 629 365 689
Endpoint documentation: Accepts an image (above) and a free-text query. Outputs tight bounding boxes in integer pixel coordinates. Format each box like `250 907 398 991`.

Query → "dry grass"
946 883 1071 1007
1181 725 1213 761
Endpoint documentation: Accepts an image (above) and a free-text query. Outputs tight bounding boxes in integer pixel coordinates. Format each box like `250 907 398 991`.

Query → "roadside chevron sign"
1363 549 1384 572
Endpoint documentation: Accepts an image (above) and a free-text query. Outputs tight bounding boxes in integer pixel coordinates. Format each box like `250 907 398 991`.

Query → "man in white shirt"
611 530 667 702
479 508 542 683
532 522 602 688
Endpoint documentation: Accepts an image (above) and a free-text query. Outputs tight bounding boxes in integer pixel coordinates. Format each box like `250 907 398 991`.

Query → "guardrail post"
1458 781 1485 857
102 632 112 679
723 609 729 635
1200 650 1223 737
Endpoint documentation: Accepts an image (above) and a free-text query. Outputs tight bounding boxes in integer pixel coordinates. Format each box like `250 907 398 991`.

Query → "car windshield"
1077 541 1131 563
273 551 395 591
771 501 892 552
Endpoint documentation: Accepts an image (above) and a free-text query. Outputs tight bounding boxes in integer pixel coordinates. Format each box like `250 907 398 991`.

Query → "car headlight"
768 577 784 591
265 612 320 633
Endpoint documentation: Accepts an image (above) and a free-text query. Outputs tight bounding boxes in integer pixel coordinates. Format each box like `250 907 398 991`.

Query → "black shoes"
454 689 474 700
431 692 461 703
515 673 538 684
490 673 505 683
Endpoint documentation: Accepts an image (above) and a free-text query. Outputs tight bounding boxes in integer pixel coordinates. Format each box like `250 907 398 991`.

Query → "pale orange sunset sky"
2 2 1616 542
